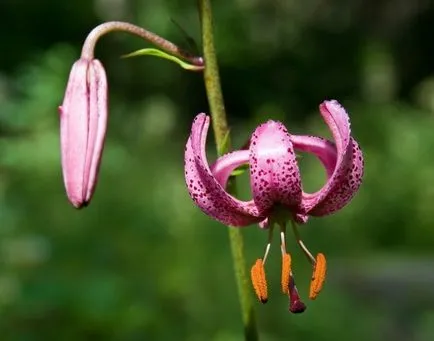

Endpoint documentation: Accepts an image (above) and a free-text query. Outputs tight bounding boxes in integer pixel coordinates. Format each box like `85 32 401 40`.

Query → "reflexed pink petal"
249 121 301 214
60 58 107 208
320 100 350 151
291 135 337 178
309 138 363 216
300 100 363 215
184 114 261 227
210 150 250 187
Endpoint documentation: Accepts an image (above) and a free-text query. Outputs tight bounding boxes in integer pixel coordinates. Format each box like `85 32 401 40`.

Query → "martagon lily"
184 100 364 313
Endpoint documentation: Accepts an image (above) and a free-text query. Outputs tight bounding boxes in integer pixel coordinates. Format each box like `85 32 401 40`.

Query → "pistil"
280 228 306 313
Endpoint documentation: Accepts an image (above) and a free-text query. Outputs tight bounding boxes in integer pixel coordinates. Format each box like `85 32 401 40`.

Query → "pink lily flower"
59 58 108 208
184 100 363 312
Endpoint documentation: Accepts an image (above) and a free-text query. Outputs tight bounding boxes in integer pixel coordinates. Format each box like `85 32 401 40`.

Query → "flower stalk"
198 1 259 340
81 21 203 66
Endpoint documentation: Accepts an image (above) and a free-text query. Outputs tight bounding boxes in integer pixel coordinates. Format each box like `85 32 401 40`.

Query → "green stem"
199 1 259 340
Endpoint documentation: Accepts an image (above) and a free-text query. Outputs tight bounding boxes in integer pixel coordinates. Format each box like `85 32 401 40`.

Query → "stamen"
263 225 274 264
298 240 316 264
280 231 286 255
281 252 291 295
263 243 271 264
250 259 268 303
309 253 327 300
290 220 316 264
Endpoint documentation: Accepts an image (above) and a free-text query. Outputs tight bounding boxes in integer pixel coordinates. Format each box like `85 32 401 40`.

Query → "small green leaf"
230 164 249 177
122 48 203 71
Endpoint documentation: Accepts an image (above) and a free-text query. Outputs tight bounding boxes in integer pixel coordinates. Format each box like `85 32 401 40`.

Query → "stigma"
250 221 327 313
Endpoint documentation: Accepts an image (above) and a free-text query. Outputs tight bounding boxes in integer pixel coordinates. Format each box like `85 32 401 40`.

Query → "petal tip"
68 195 88 209
194 112 209 122
320 99 344 114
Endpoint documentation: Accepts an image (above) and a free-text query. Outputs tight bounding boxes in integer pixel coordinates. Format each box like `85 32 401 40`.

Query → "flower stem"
81 21 203 66
198 1 259 340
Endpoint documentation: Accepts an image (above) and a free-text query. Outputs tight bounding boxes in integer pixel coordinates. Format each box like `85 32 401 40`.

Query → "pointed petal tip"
193 112 209 123
320 99 343 112
256 120 284 135
68 196 88 209
265 119 280 125
319 100 351 142
319 98 348 114
190 113 210 141
64 182 92 209
73 202 87 209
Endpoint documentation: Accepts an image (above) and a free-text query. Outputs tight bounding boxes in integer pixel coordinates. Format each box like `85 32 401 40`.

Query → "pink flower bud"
59 58 108 208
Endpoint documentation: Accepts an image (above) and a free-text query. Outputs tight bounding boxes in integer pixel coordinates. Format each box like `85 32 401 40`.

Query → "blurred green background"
1 0 434 340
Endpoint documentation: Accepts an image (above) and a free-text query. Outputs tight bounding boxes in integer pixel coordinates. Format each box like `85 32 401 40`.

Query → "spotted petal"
291 135 337 179
211 150 250 187
299 100 364 216
309 138 363 216
184 114 261 226
249 121 302 215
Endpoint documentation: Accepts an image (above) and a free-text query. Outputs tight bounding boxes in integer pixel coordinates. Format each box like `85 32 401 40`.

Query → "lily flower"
184 100 363 312
59 58 108 208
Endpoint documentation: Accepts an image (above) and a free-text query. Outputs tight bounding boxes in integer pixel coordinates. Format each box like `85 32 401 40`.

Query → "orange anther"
281 253 292 295
309 253 327 300
250 259 268 303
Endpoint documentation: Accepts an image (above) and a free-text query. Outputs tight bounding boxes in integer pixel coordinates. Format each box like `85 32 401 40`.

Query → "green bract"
122 48 203 71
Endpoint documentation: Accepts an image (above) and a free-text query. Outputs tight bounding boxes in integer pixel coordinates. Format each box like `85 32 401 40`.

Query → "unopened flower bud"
59 58 108 208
